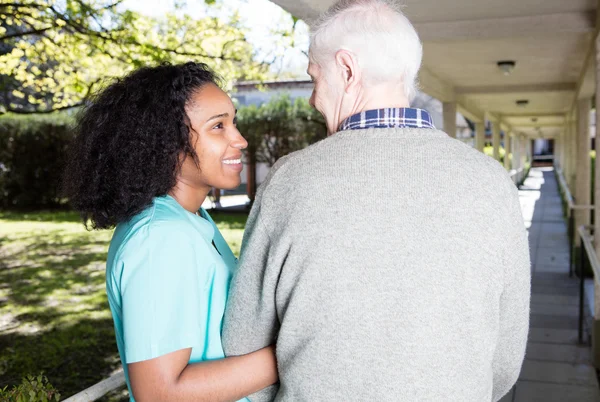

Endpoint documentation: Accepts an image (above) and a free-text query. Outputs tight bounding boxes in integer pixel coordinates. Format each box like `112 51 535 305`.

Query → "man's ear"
335 49 360 93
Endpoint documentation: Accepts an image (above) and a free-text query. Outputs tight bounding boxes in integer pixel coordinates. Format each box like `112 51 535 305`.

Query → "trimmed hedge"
0 113 75 209
0 99 325 209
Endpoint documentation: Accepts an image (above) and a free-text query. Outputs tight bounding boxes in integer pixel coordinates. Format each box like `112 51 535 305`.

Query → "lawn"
0 209 247 400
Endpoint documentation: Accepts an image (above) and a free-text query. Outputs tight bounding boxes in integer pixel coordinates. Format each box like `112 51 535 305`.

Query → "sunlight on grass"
0 209 247 400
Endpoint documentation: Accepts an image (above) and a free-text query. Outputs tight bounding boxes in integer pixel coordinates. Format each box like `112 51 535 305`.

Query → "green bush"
0 374 60 402
0 113 75 209
483 145 506 165
0 96 325 209
237 94 327 167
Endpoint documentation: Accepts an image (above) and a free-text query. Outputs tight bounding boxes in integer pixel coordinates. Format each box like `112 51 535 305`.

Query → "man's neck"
360 86 410 111
343 86 410 124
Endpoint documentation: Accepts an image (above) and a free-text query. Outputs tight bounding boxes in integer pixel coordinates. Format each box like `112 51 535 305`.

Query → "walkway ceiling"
270 0 599 139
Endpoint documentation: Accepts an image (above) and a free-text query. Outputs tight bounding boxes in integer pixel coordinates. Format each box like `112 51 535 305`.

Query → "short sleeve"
121 221 211 364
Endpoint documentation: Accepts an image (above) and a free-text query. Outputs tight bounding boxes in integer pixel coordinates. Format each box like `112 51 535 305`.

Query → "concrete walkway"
500 167 600 402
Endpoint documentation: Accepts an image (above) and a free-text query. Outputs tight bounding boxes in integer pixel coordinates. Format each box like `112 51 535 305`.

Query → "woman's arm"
129 345 277 402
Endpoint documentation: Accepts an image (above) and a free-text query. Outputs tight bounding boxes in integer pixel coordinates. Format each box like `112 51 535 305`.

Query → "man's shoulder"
262 136 333 182
434 131 514 180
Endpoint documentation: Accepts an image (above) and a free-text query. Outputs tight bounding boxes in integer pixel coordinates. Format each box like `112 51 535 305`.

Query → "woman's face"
179 83 248 193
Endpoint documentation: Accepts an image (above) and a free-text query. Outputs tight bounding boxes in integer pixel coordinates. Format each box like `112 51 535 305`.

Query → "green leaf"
1 0 270 113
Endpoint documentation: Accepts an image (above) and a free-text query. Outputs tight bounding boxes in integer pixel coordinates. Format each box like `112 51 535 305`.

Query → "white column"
565 120 571 184
514 134 522 183
504 131 512 170
560 125 568 172
555 131 562 170
565 121 573 183
593 25 600 366
560 125 569 171
559 129 565 170
575 98 591 244
570 115 578 190
521 135 527 182
492 122 501 161
443 102 457 138
475 121 485 152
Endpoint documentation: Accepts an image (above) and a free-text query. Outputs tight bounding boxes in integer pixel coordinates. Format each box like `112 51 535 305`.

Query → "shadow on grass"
0 209 248 227
0 209 246 401
0 210 83 223
0 317 126 401
0 242 107 308
0 230 109 262
0 212 121 399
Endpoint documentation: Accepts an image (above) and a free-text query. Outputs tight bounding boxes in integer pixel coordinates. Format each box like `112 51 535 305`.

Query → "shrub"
0 96 325 209
483 145 506 165
237 94 327 167
0 113 75 209
236 94 327 202
0 374 60 402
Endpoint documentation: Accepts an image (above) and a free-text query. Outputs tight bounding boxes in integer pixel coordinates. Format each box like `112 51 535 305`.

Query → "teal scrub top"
105 195 244 401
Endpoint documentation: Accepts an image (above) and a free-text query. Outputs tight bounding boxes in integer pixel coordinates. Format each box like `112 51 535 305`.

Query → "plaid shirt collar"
338 108 435 132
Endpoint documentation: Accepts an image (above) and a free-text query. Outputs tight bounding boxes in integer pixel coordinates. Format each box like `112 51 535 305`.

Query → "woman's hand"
129 345 277 402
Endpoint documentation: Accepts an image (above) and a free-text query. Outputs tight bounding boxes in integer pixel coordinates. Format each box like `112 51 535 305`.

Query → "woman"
63 62 277 401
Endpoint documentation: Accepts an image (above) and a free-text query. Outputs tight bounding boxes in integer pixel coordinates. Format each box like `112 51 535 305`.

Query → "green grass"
0 209 247 400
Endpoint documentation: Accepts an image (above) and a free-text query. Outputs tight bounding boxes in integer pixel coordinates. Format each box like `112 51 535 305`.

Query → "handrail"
577 225 600 344
556 167 575 209
555 167 595 277
62 369 125 402
578 226 600 278
555 167 594 211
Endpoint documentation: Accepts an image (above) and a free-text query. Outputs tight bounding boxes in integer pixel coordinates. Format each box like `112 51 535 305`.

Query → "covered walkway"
268 0 600 398
500 168 600 402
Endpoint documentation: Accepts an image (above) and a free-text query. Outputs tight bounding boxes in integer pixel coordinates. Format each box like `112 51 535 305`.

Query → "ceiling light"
497 60 516 75
516 100 529 107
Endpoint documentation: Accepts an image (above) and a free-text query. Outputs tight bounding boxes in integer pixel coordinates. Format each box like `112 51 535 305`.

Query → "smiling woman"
61 62 277 401
170 83 247 213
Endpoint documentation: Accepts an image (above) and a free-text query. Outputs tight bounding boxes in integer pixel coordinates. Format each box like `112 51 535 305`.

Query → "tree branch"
124 40 247 62
3 102 82 114
0 26 52 41
0 2 48 10
2 78 100 115
101 0 126 10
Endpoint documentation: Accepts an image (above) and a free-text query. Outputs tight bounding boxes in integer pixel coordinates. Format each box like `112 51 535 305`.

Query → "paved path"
500 167 600 402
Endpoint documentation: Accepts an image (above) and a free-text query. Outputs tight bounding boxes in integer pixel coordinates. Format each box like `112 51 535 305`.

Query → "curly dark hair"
62 62 220 230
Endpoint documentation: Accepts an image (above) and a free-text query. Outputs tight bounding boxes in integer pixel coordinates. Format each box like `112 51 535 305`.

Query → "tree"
236 94 327 201
0 0 270 113
239 95 326 167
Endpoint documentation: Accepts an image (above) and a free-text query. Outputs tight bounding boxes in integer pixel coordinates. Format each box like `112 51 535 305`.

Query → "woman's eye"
233 117 238 126
213 122 224 130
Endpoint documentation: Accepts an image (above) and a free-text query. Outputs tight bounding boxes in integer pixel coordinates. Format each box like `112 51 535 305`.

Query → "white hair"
309 0 422 101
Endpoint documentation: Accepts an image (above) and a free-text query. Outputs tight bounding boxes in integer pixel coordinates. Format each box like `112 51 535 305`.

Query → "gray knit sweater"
222 127 530 402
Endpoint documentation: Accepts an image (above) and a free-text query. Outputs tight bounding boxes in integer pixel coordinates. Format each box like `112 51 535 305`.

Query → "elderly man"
223 0 530 401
